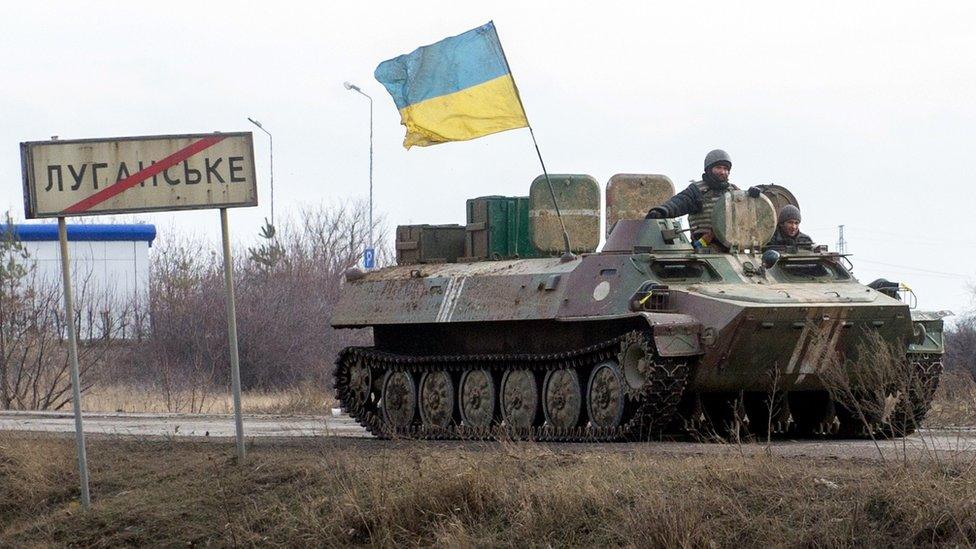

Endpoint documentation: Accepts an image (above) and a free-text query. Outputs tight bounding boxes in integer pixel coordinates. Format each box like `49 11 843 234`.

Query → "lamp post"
246 117 274 228
343 81 374 259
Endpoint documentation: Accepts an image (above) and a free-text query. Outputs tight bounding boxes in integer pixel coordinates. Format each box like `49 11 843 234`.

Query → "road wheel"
381 370 416 430
459 369 496 429
500 369 539 431
587 361 626 429
419 370 454 429
346 357 372 408
543 369 583 429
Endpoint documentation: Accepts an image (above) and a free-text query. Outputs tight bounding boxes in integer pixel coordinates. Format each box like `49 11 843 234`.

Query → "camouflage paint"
333 213 944 393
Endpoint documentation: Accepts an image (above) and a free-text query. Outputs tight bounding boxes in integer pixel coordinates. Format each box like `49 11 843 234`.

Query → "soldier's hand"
747 186 762 198
645 209 664 219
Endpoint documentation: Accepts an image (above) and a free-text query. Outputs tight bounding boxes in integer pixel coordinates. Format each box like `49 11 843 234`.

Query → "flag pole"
491 21 575 261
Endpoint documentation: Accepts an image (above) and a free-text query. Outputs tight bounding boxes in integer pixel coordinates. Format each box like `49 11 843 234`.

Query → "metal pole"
268 132 274 228
368 93 374 253
246 118 274 228
220 208 246 461
526 126 573 260
343 83 375 263
490 21 574 260
57 217 91 510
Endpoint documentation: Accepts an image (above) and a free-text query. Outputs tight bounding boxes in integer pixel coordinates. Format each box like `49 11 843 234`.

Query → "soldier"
645 149 761 246
766 204 813 249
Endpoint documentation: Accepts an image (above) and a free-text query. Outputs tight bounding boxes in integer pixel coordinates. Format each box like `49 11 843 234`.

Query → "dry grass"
81 382 336 415
927 370 976 428
2 435 976 547
80 373 970 420
79 370 976 425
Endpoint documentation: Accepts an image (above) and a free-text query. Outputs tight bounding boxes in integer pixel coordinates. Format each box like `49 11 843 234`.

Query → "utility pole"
837 224 847 253
343 81 374 262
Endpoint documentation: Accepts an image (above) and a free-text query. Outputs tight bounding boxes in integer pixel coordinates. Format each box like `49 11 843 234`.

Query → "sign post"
57 216 91 510
21 133 259 502
220 208 246 461
363 247 375 270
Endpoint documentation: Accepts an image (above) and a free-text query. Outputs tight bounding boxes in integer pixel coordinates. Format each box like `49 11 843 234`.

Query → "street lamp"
343 81 374 260
247 117 274 228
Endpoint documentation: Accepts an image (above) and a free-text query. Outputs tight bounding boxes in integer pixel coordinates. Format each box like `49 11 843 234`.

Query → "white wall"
21 240 151 338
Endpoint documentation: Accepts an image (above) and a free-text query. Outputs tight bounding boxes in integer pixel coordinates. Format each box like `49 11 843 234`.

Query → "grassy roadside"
80 383 337 416
2 436 976 547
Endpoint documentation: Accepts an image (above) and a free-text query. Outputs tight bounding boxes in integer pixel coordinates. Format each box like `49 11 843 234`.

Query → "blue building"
3 223 157 338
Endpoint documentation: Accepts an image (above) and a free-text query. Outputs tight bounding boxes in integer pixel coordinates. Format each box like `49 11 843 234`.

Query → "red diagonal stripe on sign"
61 135 227 215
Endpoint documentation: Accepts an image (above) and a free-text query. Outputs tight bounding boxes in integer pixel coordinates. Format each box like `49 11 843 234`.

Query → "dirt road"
3 410 974 461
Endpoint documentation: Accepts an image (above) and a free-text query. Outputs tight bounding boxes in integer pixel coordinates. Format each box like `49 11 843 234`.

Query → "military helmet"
704 149 732 171
778 204 801 224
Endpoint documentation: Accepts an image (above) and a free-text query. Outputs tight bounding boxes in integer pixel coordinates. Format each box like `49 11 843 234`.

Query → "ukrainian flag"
374 22 529 148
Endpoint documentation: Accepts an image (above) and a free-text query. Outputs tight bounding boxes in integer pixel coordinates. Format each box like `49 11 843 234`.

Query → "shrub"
143 201 383 395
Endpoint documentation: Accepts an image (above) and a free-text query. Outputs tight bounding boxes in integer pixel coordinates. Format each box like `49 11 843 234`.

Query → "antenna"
837 224 847 254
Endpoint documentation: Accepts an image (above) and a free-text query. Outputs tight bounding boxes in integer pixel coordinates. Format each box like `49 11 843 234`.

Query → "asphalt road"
0 410 365 438
3 410 975 461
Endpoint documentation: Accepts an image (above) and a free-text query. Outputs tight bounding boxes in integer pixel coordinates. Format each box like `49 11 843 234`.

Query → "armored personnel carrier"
331 175 945 441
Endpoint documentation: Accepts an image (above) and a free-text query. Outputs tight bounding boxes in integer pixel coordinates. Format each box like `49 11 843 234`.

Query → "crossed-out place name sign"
20 132 257 218
19 131 260 499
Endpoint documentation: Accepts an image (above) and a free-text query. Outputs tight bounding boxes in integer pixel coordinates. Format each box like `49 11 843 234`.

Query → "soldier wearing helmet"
766 204 814 249
646 149 760 244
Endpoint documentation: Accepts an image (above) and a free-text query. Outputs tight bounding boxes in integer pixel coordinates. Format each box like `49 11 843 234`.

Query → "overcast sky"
2 1 974 315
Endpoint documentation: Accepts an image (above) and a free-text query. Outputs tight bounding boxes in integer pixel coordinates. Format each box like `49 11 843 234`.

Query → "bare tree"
143 200 384 397
944 315 976 380
234 199 385 388
2 202 386 411
0 219 130 410
141 234 224 412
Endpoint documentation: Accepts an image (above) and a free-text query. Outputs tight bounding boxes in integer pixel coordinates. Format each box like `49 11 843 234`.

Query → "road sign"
363 247 375 269
19 132 257 505
20 133 257 218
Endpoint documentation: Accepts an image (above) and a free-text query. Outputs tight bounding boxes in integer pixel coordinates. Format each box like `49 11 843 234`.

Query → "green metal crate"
464 195 544 260
395 224 466 265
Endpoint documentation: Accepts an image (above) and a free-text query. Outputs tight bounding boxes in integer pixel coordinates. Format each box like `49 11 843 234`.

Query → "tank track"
333 330 689 442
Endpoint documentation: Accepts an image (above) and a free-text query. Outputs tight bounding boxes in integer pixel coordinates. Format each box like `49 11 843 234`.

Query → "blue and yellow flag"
374 22 529 148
